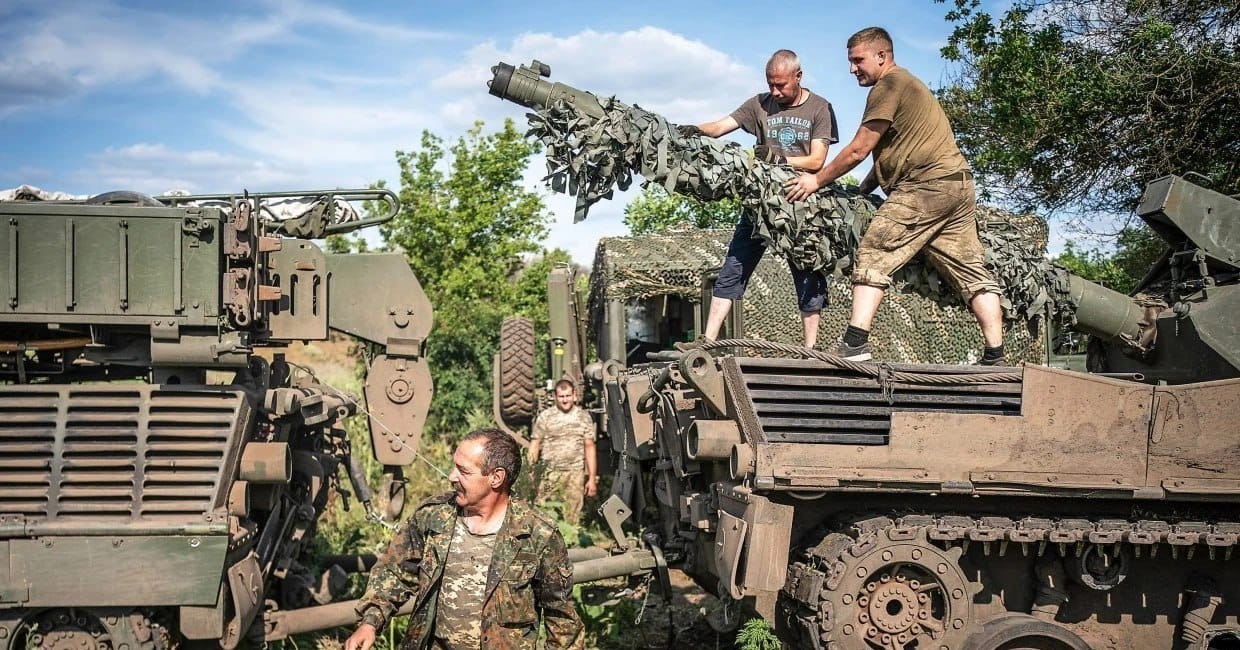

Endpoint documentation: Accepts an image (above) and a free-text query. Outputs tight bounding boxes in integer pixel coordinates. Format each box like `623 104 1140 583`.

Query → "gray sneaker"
834 341 871 361
976 354 1007 366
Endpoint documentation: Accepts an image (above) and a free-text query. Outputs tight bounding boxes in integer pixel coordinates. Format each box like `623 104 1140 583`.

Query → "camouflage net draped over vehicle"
527 97 1079 328
588 226 1047 365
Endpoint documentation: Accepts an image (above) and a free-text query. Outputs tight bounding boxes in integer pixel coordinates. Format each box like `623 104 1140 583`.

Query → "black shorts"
712 216 828 313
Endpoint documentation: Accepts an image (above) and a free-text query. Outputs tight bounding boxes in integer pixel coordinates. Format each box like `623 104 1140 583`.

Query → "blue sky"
0 0 1015 264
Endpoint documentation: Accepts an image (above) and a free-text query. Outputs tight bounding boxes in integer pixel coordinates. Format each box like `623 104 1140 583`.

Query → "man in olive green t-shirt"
785 26 1006 365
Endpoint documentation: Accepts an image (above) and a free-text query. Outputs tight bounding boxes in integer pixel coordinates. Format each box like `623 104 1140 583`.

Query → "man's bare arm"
859 167 880 195
696 115 741 138
583 438 598 497
785 138 829 172
785 120 889 200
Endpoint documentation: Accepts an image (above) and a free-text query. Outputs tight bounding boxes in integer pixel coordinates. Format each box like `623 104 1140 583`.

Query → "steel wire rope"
699 338 1023 384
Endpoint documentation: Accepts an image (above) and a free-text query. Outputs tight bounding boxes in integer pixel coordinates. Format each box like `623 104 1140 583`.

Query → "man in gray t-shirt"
677 49 839 349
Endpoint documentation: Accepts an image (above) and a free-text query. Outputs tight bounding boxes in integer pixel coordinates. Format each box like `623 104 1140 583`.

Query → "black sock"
843 325 869 347
982 344 1005 361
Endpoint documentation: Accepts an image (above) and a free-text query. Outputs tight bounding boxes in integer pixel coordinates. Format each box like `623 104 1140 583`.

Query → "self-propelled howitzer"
0 189 433 648
489 60 1240 649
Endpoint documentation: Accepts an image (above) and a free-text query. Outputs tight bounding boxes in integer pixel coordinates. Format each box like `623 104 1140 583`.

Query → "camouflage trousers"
854 175 1001 302
538 467 585 525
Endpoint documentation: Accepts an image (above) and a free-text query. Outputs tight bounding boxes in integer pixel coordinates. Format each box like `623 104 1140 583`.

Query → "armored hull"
0 190 434 649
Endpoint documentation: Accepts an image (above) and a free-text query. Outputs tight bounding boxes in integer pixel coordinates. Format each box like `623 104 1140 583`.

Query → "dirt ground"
579 569 742 650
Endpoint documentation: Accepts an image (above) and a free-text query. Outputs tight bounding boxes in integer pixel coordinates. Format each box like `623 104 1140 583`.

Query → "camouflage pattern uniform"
433 519 496 648
531 405 595 524
356 492 584 649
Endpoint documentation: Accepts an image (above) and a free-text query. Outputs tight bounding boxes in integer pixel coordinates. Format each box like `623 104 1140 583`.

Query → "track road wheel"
962 613 1092 650
819 528 978 650
498 316 536 426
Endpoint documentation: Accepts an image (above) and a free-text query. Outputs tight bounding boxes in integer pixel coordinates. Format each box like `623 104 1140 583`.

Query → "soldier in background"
677 48 840 349
345 428 583 650
529 380 597 525
785 27 1005 364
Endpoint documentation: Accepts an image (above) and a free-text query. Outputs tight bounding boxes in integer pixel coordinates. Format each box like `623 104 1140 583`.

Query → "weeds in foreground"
736 618 781 650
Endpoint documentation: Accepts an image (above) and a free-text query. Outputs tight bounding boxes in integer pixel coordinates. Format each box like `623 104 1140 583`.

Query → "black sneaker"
834 341 871 361
976 354 1007 366
674 337 713 352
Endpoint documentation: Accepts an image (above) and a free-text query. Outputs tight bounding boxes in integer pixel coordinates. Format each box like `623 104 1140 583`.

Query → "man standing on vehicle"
677 49 839 349
784 27 1006 365
344 428 583 650
529 379 597 525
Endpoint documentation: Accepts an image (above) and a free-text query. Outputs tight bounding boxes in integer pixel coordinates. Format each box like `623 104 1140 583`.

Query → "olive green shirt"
862 67 968 193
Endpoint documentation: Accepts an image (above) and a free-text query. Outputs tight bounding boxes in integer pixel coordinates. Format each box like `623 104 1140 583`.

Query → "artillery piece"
0 189 433 648
488 60 1240 648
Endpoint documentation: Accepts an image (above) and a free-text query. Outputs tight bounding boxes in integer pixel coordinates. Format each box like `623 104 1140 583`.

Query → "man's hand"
344 624 377 650
753 144 786 165
785 173 823 201
585 476 598 498
676 124 704 138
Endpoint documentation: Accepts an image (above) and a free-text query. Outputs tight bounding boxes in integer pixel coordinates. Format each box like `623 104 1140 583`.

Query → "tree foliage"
1052 224 1165 294
623 184 739 234
623 174 860 235
379 120 553 436
938 0 1239 219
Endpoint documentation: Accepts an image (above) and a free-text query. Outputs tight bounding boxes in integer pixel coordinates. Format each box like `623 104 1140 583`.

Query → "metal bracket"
150 319 180 342
678 349 728 416
599 494 633 552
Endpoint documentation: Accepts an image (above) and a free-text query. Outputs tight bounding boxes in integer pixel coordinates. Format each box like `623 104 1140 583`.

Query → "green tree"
938 0 1239 219
379 120 552 436
624 174 860 234
623 184 738 234
1052 224 1165 294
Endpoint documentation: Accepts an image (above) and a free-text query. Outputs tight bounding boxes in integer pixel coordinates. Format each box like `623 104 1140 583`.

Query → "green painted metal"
5 535 228 606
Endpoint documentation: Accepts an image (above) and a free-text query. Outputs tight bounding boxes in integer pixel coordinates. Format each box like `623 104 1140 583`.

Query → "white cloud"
0 59 82 115
0 0 455 105
84 143 306 195
433 26 756 132
4 16 756 265
423 26 757 263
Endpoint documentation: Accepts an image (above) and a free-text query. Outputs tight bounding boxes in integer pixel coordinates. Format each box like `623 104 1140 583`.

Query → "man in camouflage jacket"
345 428 583 650
528 379 597 525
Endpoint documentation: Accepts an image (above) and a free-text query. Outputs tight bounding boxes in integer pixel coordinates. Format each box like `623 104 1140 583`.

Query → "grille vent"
0 386 246 522
729 358 1022 445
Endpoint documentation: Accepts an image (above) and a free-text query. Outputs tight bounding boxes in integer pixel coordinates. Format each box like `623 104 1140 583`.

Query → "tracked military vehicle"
0 189 433 649
488 61 1240 649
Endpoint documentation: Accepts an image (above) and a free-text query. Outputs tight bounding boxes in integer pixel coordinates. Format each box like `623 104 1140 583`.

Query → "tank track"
781 513 1240 650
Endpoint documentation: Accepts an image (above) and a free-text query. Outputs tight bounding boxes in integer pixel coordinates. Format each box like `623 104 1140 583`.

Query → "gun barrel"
488 61 607 120
1066 273 1147 346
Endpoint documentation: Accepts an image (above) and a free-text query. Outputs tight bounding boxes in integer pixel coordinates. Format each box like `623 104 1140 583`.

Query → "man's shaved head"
766 49 801 75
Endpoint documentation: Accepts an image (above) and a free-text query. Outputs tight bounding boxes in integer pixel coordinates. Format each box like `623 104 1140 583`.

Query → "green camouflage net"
528 97 865 273
527 97 1080 330
533 92 1086 359
588 226 1046 364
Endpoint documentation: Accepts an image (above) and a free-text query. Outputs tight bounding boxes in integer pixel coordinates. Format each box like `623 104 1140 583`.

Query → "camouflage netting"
528 96 866 273
588 226 1047 364
529 95 1082 362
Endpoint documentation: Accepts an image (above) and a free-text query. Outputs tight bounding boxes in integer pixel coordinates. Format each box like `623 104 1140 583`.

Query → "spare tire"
962 613 1092 650
86 191 164 207
498 316 537 425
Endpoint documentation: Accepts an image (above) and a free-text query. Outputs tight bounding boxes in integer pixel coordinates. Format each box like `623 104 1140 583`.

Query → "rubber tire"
963 613 1093 650
85 190 164 207
498 316 536 426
